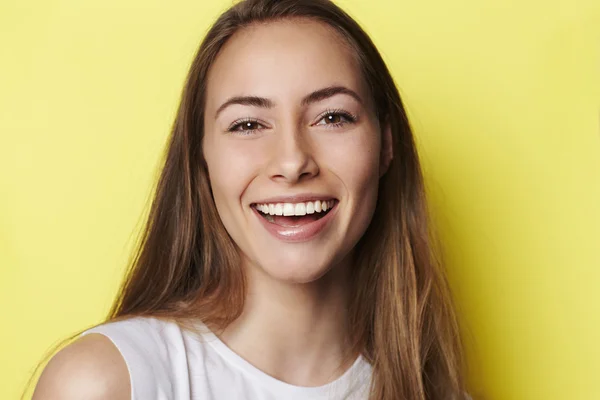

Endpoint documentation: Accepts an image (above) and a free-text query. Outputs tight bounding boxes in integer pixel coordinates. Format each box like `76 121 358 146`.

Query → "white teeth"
314 200 322 212
255 200 335 216
294 203 306 216
283 203 295 216
274 203 283 215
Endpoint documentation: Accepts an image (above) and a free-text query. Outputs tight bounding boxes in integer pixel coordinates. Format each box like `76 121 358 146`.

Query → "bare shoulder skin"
32 333 130 400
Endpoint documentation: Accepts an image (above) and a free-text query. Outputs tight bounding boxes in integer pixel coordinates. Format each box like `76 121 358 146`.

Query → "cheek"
322 132 381 196
204 139 264 213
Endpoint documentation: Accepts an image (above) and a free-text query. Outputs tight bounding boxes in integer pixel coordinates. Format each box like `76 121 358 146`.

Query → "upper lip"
250 194 338 205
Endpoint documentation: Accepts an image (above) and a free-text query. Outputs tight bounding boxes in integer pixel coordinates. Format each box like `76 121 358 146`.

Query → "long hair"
27 1 467 399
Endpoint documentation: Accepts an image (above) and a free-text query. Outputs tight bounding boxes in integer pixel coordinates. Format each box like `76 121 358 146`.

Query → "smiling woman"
30 0 468 399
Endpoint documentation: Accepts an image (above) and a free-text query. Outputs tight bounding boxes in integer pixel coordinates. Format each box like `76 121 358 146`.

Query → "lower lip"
251 202 338 243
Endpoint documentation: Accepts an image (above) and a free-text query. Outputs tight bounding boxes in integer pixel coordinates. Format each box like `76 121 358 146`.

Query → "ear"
379 120 393 178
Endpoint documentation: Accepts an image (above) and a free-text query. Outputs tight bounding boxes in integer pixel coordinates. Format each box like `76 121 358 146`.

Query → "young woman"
32 0 468 399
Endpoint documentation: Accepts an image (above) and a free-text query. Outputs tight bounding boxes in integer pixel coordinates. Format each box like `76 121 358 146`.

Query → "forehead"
205 18 367 111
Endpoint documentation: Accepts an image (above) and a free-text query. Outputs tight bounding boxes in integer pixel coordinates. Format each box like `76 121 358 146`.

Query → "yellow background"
1 0 599 399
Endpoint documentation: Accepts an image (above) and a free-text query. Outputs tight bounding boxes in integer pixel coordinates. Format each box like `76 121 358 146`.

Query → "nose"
266 126 319 184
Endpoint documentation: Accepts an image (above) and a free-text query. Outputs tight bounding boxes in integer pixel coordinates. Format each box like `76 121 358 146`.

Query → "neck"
216 257 355 387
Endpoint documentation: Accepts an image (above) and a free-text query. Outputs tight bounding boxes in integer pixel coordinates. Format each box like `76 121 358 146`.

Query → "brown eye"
234 121 260 131
324 114 342 124
228 119 265 135
316 111 356 128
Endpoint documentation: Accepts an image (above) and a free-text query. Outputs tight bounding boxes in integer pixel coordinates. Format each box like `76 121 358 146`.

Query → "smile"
254 200 335 219
250 199 338 242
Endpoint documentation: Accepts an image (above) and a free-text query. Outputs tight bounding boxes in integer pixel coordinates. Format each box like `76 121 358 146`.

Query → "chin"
249 251 337 284
265 264 331 284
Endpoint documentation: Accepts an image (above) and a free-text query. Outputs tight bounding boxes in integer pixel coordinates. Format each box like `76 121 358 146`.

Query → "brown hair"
27 0 468 399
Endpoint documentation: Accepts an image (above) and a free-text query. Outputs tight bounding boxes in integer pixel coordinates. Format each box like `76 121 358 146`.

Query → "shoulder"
33 316 198 400
33 332 130 400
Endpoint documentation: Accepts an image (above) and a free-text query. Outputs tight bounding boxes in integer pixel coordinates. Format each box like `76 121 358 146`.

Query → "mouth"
251 199 337 227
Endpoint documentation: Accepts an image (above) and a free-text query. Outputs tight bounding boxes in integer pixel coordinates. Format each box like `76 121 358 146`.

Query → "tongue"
271 214 321 227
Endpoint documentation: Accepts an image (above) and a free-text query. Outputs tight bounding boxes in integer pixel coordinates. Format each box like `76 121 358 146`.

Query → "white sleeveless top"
80 316 373 400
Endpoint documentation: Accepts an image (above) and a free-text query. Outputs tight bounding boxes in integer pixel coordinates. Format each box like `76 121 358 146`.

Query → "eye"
227 109 357 136
314 109 357 128
227 118 266 135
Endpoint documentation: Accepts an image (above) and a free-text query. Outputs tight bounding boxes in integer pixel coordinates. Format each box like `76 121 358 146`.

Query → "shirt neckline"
191 320 372 397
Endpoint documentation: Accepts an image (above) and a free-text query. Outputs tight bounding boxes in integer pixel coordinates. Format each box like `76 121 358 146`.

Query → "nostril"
298 170 317 180
266 149 319 183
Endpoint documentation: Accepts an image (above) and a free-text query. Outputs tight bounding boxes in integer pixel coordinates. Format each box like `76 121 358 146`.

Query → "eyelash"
227 109 357 135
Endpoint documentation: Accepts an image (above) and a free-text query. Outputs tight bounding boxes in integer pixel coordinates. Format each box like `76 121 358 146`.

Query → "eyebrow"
214 85 363 119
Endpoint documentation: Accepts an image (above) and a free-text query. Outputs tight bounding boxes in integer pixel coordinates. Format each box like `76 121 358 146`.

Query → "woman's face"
203 18 391 284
